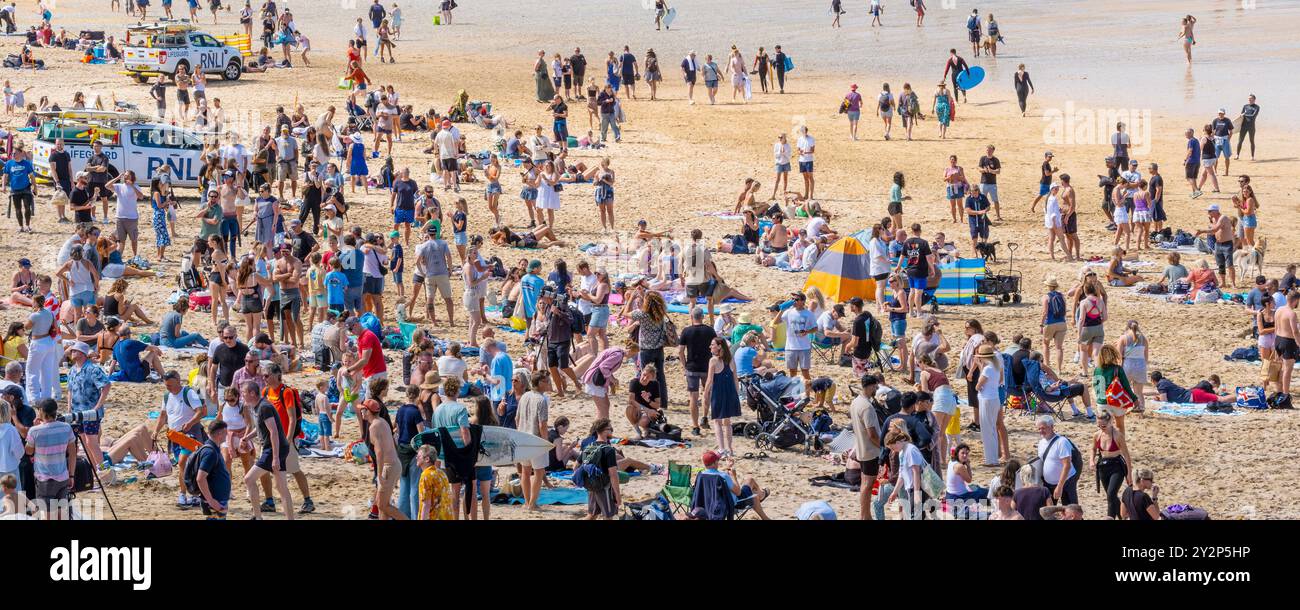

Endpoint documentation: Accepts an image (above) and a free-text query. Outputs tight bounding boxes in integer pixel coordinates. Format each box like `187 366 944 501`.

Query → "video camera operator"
535 287 582 398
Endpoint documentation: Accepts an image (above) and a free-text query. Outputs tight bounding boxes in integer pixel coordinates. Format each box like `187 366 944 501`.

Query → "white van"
30 110 206 188
124 22 244 83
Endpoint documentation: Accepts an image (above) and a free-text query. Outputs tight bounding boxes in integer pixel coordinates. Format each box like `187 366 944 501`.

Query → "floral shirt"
629 310 668 350
67 362 110 416
418 466 454 520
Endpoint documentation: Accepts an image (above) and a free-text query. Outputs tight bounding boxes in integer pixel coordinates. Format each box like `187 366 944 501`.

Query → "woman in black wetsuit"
1014 64 1034 117
753 47 770 93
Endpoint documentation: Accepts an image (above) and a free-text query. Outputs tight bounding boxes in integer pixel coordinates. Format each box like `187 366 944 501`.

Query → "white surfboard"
664 8 677 28
412 425 553 467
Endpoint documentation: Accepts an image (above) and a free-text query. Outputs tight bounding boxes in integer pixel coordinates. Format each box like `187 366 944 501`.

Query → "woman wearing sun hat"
1040 276 1068 372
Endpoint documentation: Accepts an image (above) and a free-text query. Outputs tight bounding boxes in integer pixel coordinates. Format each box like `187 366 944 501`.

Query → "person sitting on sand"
1159 252 1189 290
1145 370 1232 405
1106 247 1143 287
760 212 791 254
488 224 567 250
733 178 762 215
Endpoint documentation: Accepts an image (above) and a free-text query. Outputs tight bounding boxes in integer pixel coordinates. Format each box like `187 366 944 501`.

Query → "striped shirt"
25 421 74 482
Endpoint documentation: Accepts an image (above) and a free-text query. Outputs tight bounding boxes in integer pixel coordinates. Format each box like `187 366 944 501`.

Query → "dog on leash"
1234 236 1268 279
975 240 1000 263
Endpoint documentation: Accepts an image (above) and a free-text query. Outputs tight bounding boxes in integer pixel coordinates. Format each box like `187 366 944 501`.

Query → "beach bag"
72 456 95 492
1193 287 1220 304
1105 377 1135 413
920 463 944 499
662 317 679 347
572 443 612 491
147 448 173 478
730 234 750 254
771 425 806 449
1268 392 1293 410
1234 386 1267 410
358 312 383 336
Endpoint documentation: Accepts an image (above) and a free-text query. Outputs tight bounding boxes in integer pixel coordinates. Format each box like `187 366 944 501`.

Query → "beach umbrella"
803 234 873 303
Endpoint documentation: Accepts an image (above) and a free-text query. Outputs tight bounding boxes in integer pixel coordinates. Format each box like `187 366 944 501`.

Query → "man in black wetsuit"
1235 94 1259 162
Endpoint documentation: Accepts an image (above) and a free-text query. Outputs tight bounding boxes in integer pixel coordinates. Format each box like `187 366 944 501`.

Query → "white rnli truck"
30 110 206 188
124 22 244 83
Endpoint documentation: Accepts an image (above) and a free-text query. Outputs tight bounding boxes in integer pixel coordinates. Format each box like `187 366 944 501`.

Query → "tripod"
72 430 119 520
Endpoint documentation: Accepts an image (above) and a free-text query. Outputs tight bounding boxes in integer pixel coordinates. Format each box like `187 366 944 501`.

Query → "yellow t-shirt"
418 466 454 520
1 336 26 366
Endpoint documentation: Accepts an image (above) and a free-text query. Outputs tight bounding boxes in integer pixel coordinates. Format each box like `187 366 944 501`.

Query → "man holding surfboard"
943 49 971 104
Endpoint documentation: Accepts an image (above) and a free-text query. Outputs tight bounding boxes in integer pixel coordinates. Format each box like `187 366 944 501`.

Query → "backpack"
878 93 891 113
771 425 806 449
730 234 750 254
163 386 201 413
72 456 95 493
1268 392 1293 410
572 443 612 491
1042 435 1084 484
662 316 679 348
1046 291 1066 321
865 313 883 352
967 15 978 31
645 416 683 442
182 443 216 496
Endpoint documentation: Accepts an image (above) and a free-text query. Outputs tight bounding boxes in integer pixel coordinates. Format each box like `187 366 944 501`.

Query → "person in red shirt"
347 317 387 387
261 362 316 514
346 59 371 92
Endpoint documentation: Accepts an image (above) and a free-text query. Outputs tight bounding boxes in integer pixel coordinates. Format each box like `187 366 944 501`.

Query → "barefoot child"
335 351 363 435
306 252 326 327
451 197 469 264
315 378 334 450
388 231 405 299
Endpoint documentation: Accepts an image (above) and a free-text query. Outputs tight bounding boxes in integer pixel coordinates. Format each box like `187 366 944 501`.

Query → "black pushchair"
739 373 817 454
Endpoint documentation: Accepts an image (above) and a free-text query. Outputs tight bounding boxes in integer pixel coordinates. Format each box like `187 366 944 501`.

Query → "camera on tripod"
58 409 102 427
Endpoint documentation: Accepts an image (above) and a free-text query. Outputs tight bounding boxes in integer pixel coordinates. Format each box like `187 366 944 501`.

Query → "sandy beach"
3 0 1299 520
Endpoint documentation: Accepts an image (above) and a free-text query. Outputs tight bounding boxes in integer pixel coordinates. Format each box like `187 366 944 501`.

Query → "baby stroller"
739 373 818 454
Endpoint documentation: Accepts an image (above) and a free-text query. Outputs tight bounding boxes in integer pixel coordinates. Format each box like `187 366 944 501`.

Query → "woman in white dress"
535 160 562 228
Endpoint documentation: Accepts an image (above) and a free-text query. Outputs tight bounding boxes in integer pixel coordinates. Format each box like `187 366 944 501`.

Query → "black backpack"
1043 435 1084 482
182 444 216 496
867 315 883 351
573 444 612 491
72 456 94 493
1268 392 1294 410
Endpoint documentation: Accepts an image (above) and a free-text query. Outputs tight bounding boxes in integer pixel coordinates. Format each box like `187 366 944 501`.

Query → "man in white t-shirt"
109 171 144 258
219 135 251 183
1035 416 1079 505
771 133 791 200
433 119 460 193
796 125 816 199
153 370 208 507
775 292 816 389
805 212 838 245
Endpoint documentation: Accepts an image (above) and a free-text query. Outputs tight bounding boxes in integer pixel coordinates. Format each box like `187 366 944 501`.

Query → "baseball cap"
388 230 400 238
1044 151 1054 157
360 398 383 413
288 218 302 226
162 369 181 381
1206 204 1220 212
17 258 30 268
1128 159 1138 166
1218 107 1227 114
425 223 438 234
702 450 721 466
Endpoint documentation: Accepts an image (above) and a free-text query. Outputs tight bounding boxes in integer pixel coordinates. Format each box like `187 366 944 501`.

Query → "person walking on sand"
654 0 670 30
1211 107 1234 177
726 46 747 103
753 47 770 94
876 83 894 140
966 9 982 56
831 0 843 28
702 54 720 104
933 82 953 139
619 46 639 101
681 51 699 104
1014 64 1034 116
1178 15 1196 65
796 125 816 199
843 84 862 140
943 49 969 104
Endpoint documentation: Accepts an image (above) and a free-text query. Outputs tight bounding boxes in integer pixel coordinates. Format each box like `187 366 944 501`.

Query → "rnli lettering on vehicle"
197 49 225 71
146 156 200 182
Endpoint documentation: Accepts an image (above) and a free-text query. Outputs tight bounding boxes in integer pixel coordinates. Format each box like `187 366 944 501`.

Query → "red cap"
360 399 382 413
702 450 721 466
850 84 858 90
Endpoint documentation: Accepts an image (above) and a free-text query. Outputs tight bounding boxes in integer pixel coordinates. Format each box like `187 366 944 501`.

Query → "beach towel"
695 211 744 220
504 487 589 505
1149 401 1242 417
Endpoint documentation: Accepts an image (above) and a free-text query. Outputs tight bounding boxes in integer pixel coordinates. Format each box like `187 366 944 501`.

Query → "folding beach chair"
810 336 842 366
659 461 694 515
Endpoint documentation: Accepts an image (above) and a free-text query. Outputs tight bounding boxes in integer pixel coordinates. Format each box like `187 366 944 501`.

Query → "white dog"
1234 236 1268 280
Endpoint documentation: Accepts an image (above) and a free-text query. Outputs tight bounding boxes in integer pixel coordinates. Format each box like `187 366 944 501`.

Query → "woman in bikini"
942 156 968 223
1091 412 1132 519
1117 320 1149 412
9 262 36 307
488 224 567 250
1075 282 1107 373
207 235 233 325
96 317 123 365
235 254 268 341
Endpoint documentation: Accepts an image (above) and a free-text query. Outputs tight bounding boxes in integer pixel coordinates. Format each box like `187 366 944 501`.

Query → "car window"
130 128 166 148
201 35 221 47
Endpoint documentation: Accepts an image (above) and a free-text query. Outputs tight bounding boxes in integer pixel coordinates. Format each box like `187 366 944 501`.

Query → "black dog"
975 240 1000 263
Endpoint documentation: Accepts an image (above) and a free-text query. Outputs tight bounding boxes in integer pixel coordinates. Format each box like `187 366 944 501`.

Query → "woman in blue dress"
704 337 742 456
605 51 621 92
253 183 281 250
149 179 173 261
345 133 369 194
932 81 953 139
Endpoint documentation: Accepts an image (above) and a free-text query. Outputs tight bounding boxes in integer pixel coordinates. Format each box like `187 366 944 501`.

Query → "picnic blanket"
503 488 589 505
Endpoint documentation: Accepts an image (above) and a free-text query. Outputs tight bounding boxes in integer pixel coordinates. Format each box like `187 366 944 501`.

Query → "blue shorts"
392 271 403 284
945 184 966 200
486 182 502 195
1038 183 1050 196
969 221 989 240
1241 214 1257 229
890 318 907 339
316 413 333 438
847 111 861 121
705 79 718 89
553 121 569 141
908 275 927 291
520 187 538 201
736 484 755 508
363 276 384 295
799 161 814 173
70 290 97 308
453 231 468 246
1214 136 1232 158
588 305 610 329
474 465 493 481
394 208 415 225
775 162 791 173
345 286 363 311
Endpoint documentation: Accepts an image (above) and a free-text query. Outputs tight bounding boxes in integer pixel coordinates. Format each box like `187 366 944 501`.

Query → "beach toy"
433 15 441 25
566 136 578 147
783 56 794 73
411 426 553 467
955 66 985 90
509 315 527 331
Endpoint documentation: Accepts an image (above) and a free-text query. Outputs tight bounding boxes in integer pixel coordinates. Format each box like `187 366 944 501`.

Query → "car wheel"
222 60 242 81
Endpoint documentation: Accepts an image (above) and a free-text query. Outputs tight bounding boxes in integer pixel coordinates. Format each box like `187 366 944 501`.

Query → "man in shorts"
963 186 990 253
582 418 620 520
778 292 816 390
1059 173 1081 260
415 223 455 324
678 307 717 436
262 363 315 514
243 380 295 520
273 126 298 201
1195 204 1236 288
849 374 882 519
977 144 1002 221
1274 291 1300 395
